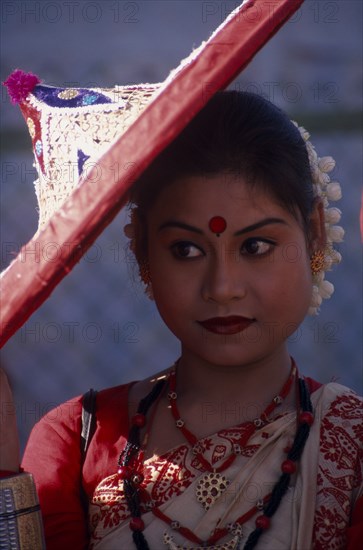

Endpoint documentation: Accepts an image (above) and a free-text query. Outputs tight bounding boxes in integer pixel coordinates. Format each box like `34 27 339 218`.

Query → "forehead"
149 174 289 223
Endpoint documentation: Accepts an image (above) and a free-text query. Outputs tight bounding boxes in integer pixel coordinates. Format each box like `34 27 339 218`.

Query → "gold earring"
310 250 325 275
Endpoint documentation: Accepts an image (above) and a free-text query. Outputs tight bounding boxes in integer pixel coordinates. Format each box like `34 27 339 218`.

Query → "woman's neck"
135 345 296 458
175 344 294 413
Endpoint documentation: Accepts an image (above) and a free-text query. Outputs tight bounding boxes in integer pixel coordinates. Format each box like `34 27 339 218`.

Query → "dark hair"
129 91 314 264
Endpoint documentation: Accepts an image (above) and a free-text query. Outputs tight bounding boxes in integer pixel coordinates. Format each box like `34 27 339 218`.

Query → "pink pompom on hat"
4 69 40 104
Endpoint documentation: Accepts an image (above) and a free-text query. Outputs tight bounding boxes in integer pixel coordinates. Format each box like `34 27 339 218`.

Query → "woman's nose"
201 249 247 304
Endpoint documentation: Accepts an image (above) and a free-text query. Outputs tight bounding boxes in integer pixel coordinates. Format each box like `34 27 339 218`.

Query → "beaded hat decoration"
4 69 159 231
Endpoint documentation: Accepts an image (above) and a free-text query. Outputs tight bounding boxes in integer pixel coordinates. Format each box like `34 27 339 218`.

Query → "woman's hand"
0 368 20 472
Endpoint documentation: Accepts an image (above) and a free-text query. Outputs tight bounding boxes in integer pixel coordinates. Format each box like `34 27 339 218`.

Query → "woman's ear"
308 198 327 254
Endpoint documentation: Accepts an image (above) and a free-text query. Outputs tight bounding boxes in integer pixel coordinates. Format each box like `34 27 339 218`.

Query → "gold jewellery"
310 250 326 275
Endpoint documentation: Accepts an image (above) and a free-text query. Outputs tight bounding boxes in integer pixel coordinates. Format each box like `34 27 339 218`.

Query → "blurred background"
1 0 362 450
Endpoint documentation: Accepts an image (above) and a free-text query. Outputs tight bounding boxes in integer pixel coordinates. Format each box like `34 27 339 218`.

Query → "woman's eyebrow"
158 221 203 234
158 218 288 235
234 218 288 235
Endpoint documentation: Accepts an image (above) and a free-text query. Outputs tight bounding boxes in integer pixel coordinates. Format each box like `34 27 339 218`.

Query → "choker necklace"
117 361 314 550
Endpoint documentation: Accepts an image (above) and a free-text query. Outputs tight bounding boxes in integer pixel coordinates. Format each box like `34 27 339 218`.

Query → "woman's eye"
241 238 275 256
172 242 203 259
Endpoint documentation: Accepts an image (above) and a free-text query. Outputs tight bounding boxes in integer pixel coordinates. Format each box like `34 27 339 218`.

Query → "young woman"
1 91 362 549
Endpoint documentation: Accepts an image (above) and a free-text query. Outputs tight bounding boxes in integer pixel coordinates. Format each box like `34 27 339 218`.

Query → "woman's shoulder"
22 380 136 471
96 380 137 407
42 367 170 431
310 383 363 547
311 381 363 452
312 380 362 409
29 380 137 437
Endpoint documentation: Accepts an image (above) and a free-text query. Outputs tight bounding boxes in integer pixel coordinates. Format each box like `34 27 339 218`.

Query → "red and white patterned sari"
88 383 363 549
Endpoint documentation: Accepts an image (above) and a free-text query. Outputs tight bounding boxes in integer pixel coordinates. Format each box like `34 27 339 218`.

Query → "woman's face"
146 174 315 368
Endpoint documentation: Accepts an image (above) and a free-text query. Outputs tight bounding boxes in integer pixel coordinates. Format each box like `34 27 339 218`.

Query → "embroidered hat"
4 70 160 230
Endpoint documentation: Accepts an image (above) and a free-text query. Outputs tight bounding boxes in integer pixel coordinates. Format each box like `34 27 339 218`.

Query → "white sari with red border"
89 383 363 549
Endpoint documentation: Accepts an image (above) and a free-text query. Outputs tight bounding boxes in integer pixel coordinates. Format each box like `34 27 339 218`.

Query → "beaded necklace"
167 364 296 513
117 363 314 550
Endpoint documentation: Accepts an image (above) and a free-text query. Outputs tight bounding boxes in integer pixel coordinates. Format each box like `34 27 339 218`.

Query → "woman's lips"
197 316 255 335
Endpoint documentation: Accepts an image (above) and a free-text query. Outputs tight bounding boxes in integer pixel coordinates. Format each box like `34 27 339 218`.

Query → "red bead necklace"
148 362 297 546
168 362 296 476
118 362 314 550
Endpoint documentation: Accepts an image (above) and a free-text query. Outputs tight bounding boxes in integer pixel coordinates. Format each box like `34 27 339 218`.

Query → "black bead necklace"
117 372 314 550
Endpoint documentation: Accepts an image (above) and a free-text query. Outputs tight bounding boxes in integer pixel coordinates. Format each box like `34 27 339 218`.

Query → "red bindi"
208 216 227 236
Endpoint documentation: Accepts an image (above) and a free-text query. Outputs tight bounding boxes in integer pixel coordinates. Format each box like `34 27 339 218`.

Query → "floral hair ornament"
293 123 344 315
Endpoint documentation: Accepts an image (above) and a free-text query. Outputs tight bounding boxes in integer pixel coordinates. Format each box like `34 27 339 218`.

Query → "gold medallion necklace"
167 363 296 511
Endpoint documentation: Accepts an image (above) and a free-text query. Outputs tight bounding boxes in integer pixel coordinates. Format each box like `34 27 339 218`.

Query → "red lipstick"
197 316 255 335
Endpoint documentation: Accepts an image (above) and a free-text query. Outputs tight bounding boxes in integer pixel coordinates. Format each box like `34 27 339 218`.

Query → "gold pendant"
195 472 230 511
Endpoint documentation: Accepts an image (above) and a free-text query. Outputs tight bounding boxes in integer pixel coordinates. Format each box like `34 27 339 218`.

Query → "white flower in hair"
318 156 335 173
330 249 342 264
319 279 335 299
326 182 342 201
325 207 341 224
317 171 331 186
309 286 323 316
294 123 344 316
327 225 344 243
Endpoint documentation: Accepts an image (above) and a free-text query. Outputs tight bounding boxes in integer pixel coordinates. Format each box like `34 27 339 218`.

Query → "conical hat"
5 77 160 230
